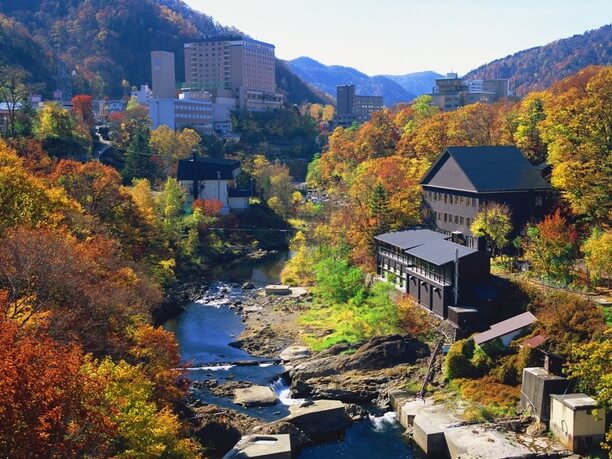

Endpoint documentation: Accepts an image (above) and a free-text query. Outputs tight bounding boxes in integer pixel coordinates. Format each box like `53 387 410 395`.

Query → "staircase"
417 338 445 399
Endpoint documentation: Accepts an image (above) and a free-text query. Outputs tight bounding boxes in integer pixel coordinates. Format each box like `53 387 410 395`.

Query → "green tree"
565 330 612 453
313 247 365 304
470 203 513 256
122 128 158 184
513 95 547 165
157 178 186 252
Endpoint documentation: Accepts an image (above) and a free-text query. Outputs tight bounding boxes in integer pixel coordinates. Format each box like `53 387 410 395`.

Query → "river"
164 252 421 458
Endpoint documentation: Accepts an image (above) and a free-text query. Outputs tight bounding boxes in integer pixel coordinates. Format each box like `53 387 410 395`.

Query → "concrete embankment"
389 390 570 458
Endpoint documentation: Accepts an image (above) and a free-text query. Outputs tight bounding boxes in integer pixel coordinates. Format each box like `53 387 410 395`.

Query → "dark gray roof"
375 229 478 265
177 157 240 181
421 146 551 192
406 239 478 265
374 229 449 250
473 311 537 345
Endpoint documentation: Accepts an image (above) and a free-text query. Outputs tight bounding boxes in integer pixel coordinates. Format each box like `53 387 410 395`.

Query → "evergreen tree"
122 128 158 185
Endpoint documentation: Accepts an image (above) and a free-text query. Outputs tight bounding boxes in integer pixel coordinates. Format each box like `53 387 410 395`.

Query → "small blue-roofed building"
375 228 490 330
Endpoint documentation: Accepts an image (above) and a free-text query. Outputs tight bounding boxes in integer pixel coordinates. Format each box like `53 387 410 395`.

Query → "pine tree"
122 128 158 185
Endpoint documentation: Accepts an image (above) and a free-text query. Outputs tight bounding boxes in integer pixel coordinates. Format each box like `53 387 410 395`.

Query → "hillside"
0 0 327 103
288 57 417 106
464 24 612 95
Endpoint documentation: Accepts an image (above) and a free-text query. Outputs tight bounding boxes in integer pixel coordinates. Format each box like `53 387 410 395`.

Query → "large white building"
149 91 213 135
184 36 283 112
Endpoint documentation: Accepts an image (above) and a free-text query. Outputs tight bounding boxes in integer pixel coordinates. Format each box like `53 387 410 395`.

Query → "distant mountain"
464 24 612 95
0 0 327 103
288 57 419 106
382 72 444 98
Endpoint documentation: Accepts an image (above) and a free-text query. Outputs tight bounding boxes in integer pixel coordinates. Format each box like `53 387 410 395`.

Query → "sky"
184 0 611 76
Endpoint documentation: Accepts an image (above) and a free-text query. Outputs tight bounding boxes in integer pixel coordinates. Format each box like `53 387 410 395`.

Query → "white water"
270 377 305 406
368 412 398 431
184 364 236 371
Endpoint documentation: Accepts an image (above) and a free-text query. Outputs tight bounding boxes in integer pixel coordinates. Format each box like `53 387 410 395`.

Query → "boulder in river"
234 386 278 407
279 345 311 362
242 281 255 290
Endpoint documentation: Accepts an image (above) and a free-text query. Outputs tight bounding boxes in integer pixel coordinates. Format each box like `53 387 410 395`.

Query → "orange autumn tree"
0 320 114 459
72 94 95 129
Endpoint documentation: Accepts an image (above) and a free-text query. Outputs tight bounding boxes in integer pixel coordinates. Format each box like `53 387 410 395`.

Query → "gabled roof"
473 311 537 346
177 157 241 181
375 228 479 266
420 146 550 192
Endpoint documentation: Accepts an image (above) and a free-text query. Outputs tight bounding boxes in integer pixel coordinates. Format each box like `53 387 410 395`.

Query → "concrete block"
520 367 569 423
445 425 533 459
412 407 458 456
223 434 292 459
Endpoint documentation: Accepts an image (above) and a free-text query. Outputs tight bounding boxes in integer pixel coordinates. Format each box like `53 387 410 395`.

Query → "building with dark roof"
420 146 551 250
375 228 490 328
176 157 251 214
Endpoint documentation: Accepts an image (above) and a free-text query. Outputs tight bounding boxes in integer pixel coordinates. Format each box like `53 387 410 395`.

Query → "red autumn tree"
0 320 114 458
71 94 95 129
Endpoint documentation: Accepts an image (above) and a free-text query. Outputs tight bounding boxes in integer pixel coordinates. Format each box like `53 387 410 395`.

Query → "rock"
526 421 547 437
242 281 255 290
234 386 278 407
265 285 292 296
279 345 311 362
342 334 429 371
345 403 369 421
253 422 310 448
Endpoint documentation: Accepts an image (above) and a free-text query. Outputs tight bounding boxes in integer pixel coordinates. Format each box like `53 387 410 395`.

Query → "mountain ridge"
0 0 328 104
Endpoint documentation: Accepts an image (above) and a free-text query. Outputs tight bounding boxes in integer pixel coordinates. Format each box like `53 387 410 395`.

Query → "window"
535 196 543 206
466 218 471 228
444 213 448 223
454 215 459 224
459 216 464 225
460 196 465 206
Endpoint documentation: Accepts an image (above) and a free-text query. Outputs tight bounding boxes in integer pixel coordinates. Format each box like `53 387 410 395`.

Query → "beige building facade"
550 394 605 453
151 51 176 98
184 36 282 111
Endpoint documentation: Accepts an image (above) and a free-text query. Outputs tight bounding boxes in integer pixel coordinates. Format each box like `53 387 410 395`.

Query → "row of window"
435 211 471 228
425 190 477 207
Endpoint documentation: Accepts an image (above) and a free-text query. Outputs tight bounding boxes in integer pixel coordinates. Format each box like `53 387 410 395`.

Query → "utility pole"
454 247 459 305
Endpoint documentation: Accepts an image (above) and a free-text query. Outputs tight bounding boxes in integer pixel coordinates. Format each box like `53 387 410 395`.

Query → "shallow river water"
164 252 421 458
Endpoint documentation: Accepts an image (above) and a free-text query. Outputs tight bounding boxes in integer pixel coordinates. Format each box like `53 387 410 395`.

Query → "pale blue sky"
184 0 611 75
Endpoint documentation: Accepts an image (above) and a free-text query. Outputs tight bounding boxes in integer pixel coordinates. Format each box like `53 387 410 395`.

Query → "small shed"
550 393 605 453
473 311 536 348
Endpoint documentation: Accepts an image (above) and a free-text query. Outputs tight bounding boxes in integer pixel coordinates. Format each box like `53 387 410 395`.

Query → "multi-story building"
151 51 177 98
333 84 384 126
131 84 152 105
375 228 490 330
431 73 512 110
184 36 283 111
149 91 213 135
420 146 550 250
176 156 251 215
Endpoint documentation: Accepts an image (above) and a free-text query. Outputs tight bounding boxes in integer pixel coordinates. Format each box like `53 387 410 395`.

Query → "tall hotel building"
184 36 283 111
